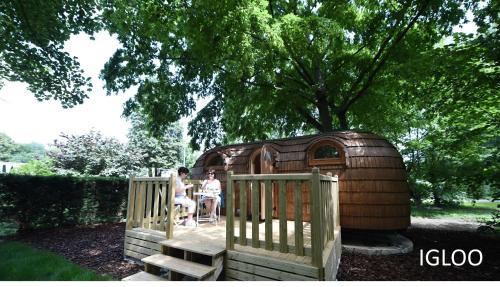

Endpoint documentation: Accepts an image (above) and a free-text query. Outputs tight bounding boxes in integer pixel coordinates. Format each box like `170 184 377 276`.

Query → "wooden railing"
125 175 175 238
125 175 205 239
225 168 339 267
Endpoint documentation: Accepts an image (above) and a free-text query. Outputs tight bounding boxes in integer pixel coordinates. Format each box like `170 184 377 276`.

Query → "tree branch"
344 1 429 110
345 0 413 99
296 106 323 131
283 41 316 86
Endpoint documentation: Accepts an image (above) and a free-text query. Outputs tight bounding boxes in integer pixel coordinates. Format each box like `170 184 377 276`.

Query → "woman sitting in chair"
201 169 221 221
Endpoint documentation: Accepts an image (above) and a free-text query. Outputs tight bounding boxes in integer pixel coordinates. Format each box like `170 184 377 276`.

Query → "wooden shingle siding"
191 131 411 231
340 204 410 217
340 192 410 205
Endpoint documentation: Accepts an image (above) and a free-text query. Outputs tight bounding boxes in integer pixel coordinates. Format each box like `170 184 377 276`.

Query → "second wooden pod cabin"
191 131 410 231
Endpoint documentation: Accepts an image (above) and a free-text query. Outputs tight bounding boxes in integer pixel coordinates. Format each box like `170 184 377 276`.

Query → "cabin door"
261 144 278 219
248 149 261 219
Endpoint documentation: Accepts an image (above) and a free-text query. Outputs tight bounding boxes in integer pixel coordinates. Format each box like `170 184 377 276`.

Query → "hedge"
0 174 128 231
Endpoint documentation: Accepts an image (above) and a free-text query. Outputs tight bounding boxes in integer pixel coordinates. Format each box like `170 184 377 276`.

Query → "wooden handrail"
232 174 312 181
310 167 323 267
124 174 178 239
225 168 340 268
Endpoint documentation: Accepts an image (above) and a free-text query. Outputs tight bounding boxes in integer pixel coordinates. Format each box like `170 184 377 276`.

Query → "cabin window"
314 145 340 160
308 140 345 166
206 154 224 166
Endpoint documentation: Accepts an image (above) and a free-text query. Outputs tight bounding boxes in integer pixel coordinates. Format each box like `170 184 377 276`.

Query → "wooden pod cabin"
191 131 410 231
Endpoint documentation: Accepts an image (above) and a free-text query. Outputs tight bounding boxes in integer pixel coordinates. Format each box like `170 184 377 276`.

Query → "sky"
0 13 475 146
0 31 209 146
0 31 132 145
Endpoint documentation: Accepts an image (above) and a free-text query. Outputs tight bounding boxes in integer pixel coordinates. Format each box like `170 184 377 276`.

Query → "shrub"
10 159 56 176
0 174 128 231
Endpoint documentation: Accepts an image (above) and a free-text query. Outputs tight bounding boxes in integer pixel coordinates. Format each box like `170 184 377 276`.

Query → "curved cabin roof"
192 131 403 175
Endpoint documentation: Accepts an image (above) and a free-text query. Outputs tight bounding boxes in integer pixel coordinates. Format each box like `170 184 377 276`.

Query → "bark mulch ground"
338 227 500 280
7 222 500 280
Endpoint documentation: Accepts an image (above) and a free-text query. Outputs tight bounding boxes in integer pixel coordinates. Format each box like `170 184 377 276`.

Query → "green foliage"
48 130 140 176
0 133 47 163
10 159 56 176
0 174 128 231
411 202 497 220
0 132 18 161
127 115 183 174
9 143 47 163
0 241 112 280
100 0 469 150
184 144 202 169
383 1 500 206
0 0 101 107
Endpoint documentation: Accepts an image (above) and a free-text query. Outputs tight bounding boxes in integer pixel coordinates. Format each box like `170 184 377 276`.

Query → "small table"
194 191 221 225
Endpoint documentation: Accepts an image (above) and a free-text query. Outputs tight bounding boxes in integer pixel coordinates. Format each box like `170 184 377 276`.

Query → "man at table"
175 166 197 227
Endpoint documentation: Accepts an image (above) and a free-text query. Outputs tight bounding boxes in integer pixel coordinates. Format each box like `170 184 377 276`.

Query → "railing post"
326 172 333 240
310 167 323 267
334 175 340 230
278 180 288 253
166 173 176 239
125 176 135 230
264 180 273 251
251 180 260 248
226 171 234 250
294 180 304 256
239 180 247 246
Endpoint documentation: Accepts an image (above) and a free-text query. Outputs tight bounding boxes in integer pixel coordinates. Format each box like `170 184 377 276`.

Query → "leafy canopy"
127 114 184 172
100 0 469 149
48 130 136 176
0 0 100 107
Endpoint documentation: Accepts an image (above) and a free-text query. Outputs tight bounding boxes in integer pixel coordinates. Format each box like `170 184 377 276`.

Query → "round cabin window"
314 145 340 160
207 154 224 166
308 140 345 166
204 153 227 174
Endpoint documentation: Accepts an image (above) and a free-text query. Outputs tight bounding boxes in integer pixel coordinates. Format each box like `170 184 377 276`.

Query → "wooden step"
121 271 167 281
159 239 226 257
142 254 216 280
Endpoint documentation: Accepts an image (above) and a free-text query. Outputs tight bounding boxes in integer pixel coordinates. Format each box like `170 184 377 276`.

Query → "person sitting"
175 166 197 227
201 169 222 222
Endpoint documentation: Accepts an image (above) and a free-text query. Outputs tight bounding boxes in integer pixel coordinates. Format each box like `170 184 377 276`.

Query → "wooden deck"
124 171 341 280
124 216 341 280
125 216 312 259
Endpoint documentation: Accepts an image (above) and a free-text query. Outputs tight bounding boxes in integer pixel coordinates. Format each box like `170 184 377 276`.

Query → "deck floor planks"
136 216 314 250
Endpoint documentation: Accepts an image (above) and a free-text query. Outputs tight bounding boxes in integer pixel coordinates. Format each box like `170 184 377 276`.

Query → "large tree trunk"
336 110 349 130
317 92 333 132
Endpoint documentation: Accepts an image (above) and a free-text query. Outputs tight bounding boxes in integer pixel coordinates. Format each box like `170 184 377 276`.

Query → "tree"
389 1 500 205
127 115 184 176
10 159 56 176
0 132 19 161
48 130 139 176
0 0 100 107
100 0 469 149
9 143 46 163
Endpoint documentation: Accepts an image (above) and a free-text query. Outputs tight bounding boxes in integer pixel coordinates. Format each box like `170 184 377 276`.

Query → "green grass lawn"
0 241 112 281
411 201 499 221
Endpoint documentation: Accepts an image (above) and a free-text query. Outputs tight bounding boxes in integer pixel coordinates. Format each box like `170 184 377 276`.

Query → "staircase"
122 237 226 281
